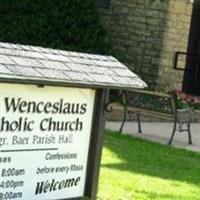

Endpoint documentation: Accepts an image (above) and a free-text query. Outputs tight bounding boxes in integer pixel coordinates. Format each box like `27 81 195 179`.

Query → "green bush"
0 0 109 53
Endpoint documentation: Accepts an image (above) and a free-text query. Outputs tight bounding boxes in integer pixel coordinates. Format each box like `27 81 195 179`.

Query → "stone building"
96 0 200 95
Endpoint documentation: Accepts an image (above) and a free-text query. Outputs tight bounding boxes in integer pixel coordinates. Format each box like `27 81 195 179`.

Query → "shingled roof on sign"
0 42 147 89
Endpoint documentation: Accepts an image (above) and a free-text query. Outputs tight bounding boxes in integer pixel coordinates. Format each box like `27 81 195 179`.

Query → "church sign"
0 84 95 200
0 42 146 200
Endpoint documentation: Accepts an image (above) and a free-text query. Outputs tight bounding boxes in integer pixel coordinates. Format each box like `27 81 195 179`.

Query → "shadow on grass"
102 130 200 186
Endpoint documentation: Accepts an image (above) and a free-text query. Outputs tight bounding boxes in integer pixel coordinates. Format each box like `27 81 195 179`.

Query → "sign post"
0 42 146 199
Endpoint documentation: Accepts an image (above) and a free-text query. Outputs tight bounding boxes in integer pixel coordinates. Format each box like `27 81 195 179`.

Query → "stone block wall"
99 0 194 92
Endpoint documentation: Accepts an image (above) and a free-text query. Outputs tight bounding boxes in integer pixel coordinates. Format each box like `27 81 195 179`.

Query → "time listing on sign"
0 83 95 200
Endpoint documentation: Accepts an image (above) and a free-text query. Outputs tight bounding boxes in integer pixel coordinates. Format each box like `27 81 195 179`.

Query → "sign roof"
0 42 147 89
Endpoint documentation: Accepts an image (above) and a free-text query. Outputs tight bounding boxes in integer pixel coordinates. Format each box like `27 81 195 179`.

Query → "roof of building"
0 42 147 89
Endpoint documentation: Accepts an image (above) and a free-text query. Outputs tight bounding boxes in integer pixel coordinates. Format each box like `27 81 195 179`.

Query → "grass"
97 130 200 200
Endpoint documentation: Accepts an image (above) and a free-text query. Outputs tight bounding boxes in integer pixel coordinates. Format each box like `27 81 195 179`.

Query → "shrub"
174 89 200 110
0 0 109 54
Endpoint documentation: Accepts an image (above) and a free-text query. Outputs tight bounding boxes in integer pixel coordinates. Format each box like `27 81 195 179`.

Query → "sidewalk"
106 121 200 153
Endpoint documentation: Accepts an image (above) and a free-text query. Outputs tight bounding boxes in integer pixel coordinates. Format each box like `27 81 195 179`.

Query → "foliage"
0 0 109 54
174 89 200 110
97 130 200 200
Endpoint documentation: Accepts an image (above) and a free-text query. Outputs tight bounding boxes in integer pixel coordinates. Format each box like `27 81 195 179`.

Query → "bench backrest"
124 89 176 119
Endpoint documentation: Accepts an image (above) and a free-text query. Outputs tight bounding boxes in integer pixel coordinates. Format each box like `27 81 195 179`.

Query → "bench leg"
187 123 192 145
119 105 127 133
136 113 142 134
168 120 177 145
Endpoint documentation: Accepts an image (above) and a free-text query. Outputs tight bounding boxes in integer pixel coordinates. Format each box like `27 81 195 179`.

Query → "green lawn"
97 130 200 200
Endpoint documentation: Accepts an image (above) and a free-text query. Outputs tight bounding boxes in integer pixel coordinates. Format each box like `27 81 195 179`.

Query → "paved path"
106 121 200 152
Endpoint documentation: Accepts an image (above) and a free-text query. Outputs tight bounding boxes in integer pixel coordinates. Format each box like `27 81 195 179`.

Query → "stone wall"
99 0 194 92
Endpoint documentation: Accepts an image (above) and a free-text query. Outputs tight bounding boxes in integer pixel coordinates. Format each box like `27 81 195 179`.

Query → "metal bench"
106 89 193 145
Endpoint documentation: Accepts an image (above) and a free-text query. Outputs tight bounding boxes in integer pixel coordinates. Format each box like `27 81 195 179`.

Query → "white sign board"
0 83 95 200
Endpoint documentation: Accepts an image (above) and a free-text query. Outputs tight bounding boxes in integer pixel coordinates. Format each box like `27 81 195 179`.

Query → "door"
183 1 200 95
